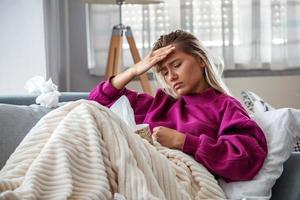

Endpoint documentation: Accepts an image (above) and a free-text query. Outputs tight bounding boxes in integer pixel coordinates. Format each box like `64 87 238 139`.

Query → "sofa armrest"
0 93 89 169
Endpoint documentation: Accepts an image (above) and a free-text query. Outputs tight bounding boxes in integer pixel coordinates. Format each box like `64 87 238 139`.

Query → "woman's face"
158 48 209 96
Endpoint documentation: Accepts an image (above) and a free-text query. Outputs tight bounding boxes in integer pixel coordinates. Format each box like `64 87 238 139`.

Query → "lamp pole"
116 0 125 30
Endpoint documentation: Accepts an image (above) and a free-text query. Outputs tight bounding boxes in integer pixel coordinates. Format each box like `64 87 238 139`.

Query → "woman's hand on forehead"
151 44 175 56
130 45 175 76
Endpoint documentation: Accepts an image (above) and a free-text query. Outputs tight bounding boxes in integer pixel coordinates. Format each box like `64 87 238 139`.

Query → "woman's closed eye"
162 70 169 77
173 63 181 68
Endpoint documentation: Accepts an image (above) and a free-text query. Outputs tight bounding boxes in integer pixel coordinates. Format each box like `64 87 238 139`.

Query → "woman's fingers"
149 47 174 66
151 45 175 57
148 54 167 67
134 45 175 75
153 53 167 61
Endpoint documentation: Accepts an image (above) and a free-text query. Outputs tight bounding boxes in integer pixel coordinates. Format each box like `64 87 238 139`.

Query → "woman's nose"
168 71 178 81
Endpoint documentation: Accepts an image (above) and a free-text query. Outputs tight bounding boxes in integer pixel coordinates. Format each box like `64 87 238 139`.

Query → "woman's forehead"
157 50 189 71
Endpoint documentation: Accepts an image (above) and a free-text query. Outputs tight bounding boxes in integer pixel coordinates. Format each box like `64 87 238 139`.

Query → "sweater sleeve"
182 98 268 182
88 78 154 124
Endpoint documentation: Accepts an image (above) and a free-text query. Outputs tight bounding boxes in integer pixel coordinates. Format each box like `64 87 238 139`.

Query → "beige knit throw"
0 100 225 200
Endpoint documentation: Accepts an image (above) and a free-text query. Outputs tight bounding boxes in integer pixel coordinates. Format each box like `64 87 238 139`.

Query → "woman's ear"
200 61 206 68
197 57 206 68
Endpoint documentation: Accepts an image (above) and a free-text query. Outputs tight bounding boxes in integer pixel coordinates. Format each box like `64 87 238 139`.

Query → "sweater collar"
181 87 221 104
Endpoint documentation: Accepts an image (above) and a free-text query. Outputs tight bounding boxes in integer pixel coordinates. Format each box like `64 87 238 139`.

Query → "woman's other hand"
130 45 175 76
152 126 186 150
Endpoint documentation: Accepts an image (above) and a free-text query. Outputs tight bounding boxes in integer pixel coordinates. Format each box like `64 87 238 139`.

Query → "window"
86 0 300 76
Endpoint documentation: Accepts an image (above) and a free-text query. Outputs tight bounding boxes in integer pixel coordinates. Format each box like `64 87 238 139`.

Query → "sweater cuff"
182 133 200 155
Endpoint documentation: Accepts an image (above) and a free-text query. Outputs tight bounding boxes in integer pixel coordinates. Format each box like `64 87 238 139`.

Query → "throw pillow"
241 90 275 114
295 140 300 152
0 104 52 169
218 108 300 199
241 90 300 152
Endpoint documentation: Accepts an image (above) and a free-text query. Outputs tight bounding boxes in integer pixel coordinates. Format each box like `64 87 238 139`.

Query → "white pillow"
218 108 300 199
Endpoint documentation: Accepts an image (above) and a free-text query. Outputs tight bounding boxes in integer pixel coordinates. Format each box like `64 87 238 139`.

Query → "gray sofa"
0 93 299 200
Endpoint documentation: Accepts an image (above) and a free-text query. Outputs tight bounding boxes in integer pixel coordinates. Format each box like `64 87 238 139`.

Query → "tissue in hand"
24 76 61 108
110 95 152 143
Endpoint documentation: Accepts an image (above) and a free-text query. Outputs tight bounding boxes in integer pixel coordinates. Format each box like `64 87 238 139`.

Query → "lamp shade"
83 0 163 4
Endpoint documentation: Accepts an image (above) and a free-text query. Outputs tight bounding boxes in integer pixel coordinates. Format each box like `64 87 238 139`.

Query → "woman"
89 30 267 182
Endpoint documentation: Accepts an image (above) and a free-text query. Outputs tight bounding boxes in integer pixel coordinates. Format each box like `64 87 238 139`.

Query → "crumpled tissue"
24 76 61 108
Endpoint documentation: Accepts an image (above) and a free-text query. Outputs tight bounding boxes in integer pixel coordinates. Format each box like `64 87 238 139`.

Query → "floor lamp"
83 0 163 96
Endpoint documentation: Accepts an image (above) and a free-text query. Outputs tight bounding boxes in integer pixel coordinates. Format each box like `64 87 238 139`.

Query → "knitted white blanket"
0 100 225 200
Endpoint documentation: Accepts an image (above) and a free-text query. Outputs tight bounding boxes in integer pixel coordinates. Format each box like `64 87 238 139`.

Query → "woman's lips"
173 82 183 90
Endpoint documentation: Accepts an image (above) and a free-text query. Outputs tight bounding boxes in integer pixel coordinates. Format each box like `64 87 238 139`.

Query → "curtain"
86 0 300 76
43 0 70 91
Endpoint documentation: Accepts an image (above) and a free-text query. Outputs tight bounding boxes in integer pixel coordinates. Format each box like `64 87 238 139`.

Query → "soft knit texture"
89 79 268 182
0 100 225 199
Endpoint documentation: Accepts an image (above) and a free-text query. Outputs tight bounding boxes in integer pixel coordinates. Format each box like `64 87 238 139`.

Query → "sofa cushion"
0 104 52 169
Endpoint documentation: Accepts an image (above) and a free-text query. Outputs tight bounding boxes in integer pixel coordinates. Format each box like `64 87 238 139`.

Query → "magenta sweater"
88 80 267 182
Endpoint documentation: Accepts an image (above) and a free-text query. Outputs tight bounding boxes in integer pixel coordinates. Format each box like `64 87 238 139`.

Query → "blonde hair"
152 30 231 99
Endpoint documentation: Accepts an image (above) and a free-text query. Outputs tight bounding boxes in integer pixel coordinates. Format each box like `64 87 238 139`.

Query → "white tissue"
110 95 136 127
110 96 152 143
24 76 61 108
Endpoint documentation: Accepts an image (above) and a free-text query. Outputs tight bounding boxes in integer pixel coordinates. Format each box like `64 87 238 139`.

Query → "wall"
0 0 46 94
225 75 300 109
